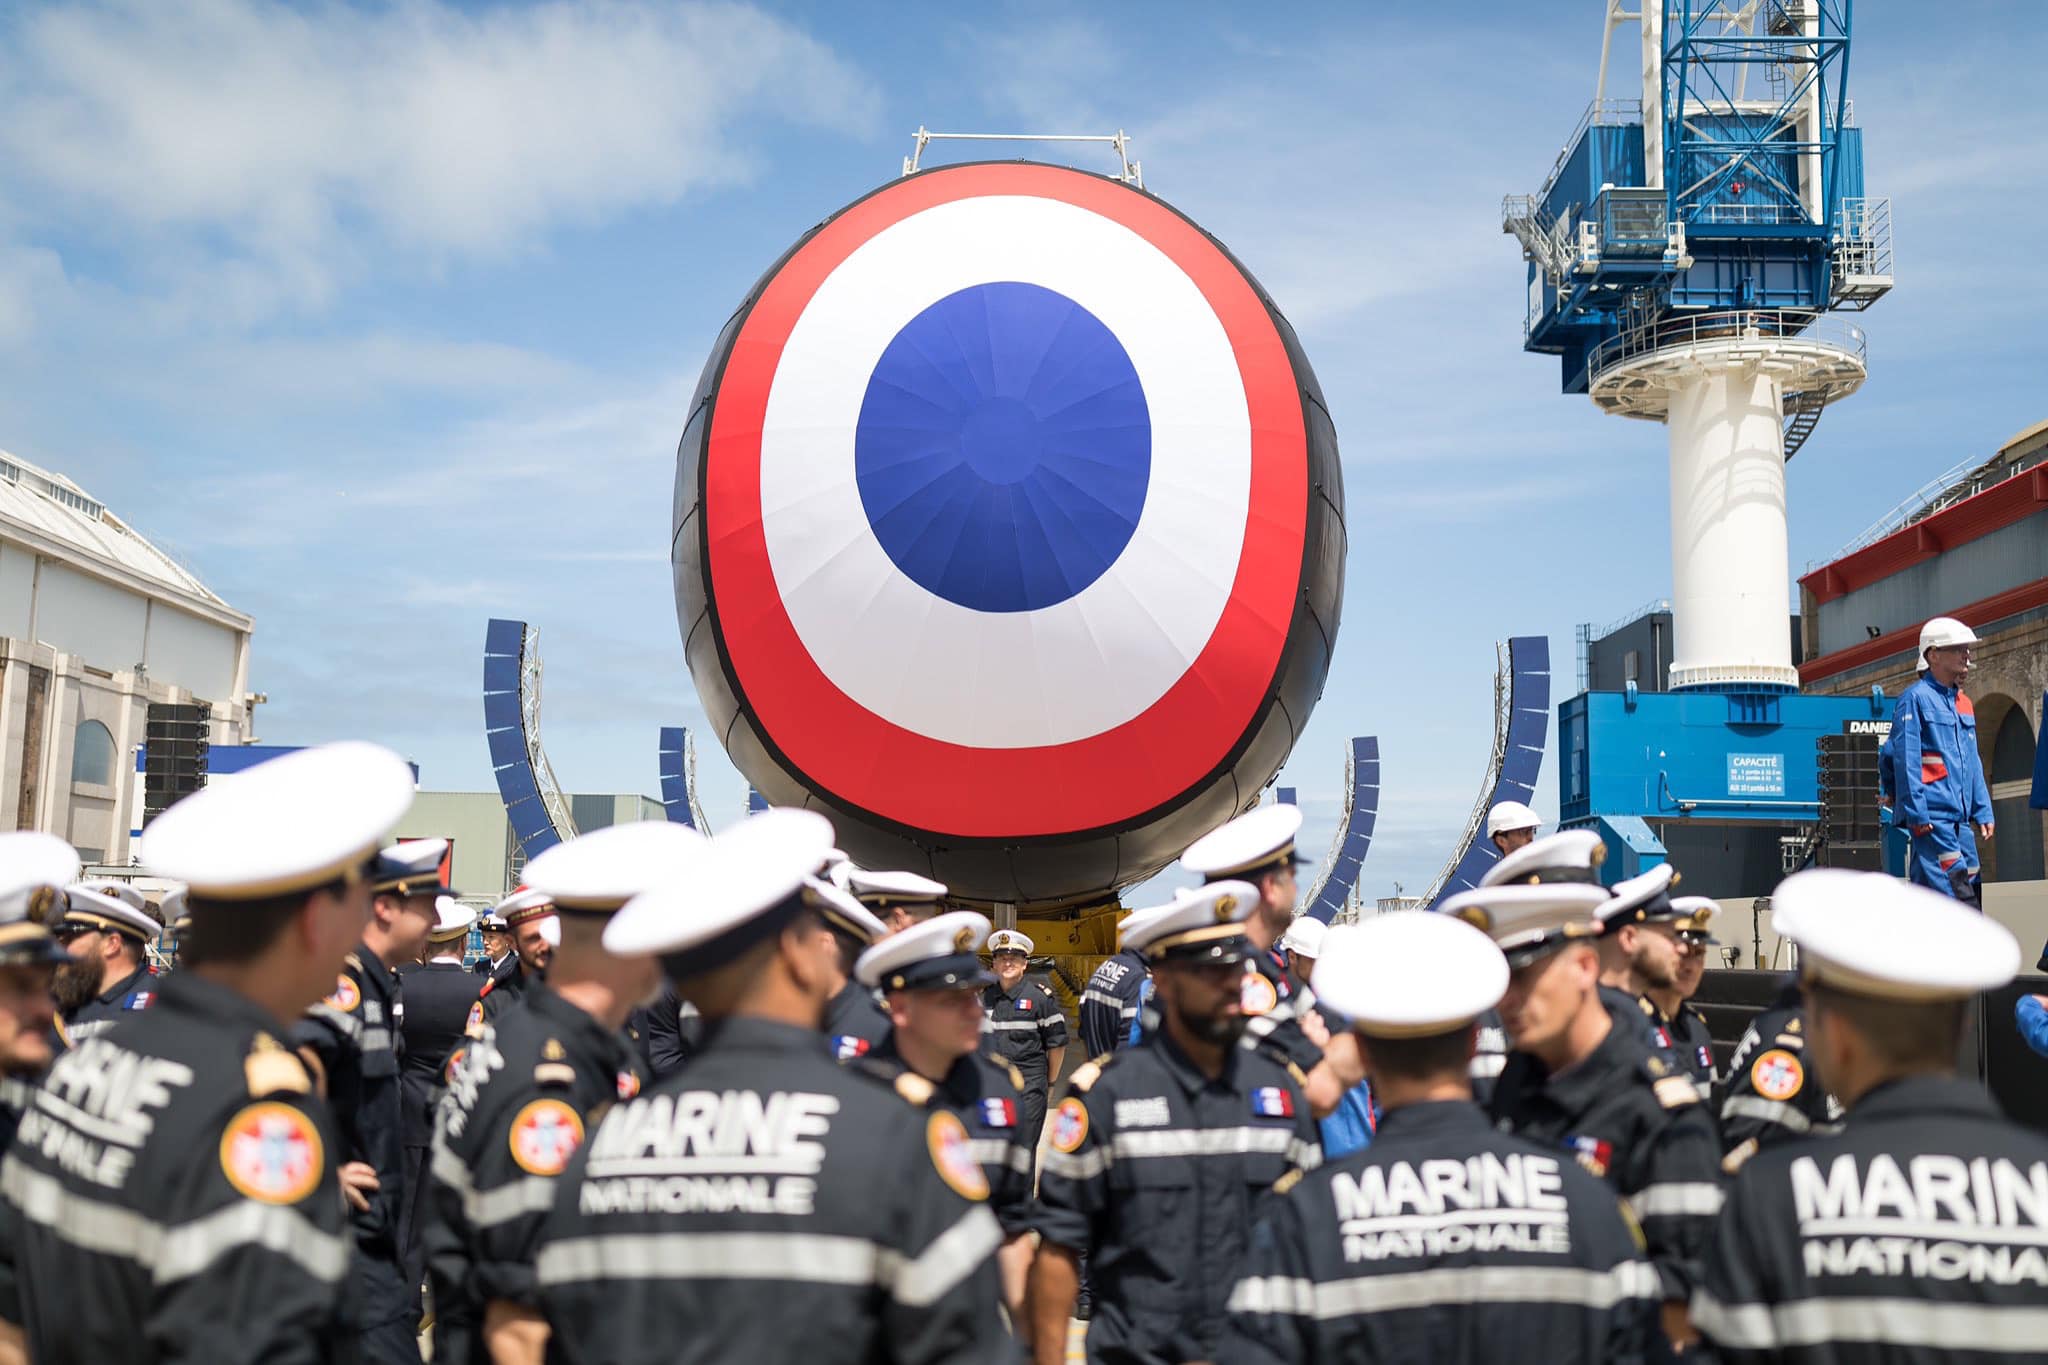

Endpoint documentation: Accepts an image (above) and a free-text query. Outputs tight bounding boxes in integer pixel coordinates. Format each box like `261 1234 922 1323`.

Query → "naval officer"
816 873 892 1063
49 879 160 1041
292 837 448 1363
396 895 480 1302
857 911 1037 1321
1445 880 1725 1355
1028 882 1321 1365
1078 927 1149 1057
1181 806 1366 1119
425 821 688 1365
980 928 1065 1153
1693 869 2046 1362
0 741 414 1365
532 809 1013 1365
477 888 553 1025
1225 910 1659 1364
0 835 81 1160
474 908 512 977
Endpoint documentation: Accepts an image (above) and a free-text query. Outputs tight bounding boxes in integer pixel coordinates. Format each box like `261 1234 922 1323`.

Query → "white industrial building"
0 450 255 864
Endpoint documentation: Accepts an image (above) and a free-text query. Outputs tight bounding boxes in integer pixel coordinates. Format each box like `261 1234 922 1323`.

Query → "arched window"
71 720 115 786
1990 706 2044 883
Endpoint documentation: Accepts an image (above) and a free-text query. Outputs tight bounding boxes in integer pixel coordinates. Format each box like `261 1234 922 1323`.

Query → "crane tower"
1504 2 1896 886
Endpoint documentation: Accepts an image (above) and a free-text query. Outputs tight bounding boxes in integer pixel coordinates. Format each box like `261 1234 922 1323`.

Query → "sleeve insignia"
1637 995 1656 1016
1774 1032 1805 1050
1749 1049 1804 1102
892 1072 936 1106
220 1102 324 1204
533 1062 578 1087
1003 1061 1025 1092
926 1111 989 1201
1272 1167 1305 1197
1652 1075 1699 1109
542 1038 567 1061
1050 1096 1090 1153
508 1099 586 1176
1240 971 1279 1017
464 1001 486 1038
244 1048 311 1098
324 975 361 1013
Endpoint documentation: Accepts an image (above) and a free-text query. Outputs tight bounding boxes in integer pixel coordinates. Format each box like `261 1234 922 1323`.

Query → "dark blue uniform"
396 958 481 1296
982 975 1067 1150
1079 948 1148 1057
863 1035 1037 1238
292 946 417 1362
1225 1099 1659 1364
61 962 156 1043
823 978 891 1063
1696 1076 2048 1362
1035 1031 1321 1363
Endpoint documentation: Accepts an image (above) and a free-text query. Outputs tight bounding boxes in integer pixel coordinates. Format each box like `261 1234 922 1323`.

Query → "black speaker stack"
142 702 210 828
1815 732 1883 871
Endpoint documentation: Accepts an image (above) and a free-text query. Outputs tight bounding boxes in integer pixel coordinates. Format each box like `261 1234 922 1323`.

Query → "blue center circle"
854 281 1151 613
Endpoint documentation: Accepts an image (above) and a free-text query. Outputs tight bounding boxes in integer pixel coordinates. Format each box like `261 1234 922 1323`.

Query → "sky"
3 0 2044 902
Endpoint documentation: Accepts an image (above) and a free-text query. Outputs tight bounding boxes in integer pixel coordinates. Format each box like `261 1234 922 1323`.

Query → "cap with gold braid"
0 832 83 967
371 839 455 899
1479 829 1607 889
805 876 886 946
1437 882 1611 968
1314 912 1508 1037
58 884 160 944
856 910 995 991
842 867 947 915
1595 863 1681 935
1670 895 1720 945
1772 869 2018 1002
1121 880 1259 964
521 821 706 917
1180 805 1306 882
142 742 415 901
429 896 476 943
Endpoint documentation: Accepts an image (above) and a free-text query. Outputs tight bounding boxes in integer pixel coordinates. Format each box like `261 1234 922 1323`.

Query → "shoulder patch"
1272 1167 1305 1197
1637 995 1656 1016
926 1111 988 1201
893 1072 936 1106
533 1062 578 1087
1241 971 1279 1016
1283 1060 1309 1090
323 974 361 1013
1652 1075 1698 1109
1049 1096 1090 1153
1067 1056 1107 1093
464 1000 486 1038
220 1101 324 1204
343 952 363 972
1749 1049 1804 1102
1774 1032 1805 1050
508 1098 585 1176
1644 1054 1669 1078
1003 1061 1025 1092
244 1048 310 1098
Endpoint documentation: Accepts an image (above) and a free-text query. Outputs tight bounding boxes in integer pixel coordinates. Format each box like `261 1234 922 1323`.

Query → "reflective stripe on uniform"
306 1002 361 1040
537 1207 1003 1310
1692 1291 2048 1353
64 1020 116 1042
360 1026 394 1054
981 1019 1039 1032
1721 1095 1811 1132
1469 1054 1506 1079
1043 1147 1110 1182
1112 1126 1300 1161
1626 1182 1726 1219
431 1139 557 1228
963 1137 1033 1176
2 1155 348 1286
1080 988 1134 1014
1229 1260 1663 1320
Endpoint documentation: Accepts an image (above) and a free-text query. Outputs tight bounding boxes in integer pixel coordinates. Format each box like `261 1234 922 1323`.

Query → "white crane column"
1664 368 1797 689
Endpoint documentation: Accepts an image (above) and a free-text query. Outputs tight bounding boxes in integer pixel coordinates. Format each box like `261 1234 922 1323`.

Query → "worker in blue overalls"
1887 616 1995 904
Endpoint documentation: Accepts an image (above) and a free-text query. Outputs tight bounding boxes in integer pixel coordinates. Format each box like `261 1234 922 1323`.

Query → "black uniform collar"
155 969 292 1038
93 962 152 1009
525 982 632 1063
1849 1073 2000 1123
353 940 399 995
985 978 1024 1003
1372 1099 1491 1142
1152 1023 1240 1096
1540 1005 1640 1111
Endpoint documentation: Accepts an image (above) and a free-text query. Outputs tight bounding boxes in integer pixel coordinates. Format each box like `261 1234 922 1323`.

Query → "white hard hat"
1917 617 1981 670
1485 801 1541 839
1278 916 1327 961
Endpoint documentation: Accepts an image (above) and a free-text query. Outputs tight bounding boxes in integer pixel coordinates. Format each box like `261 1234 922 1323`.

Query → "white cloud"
1 0 877 310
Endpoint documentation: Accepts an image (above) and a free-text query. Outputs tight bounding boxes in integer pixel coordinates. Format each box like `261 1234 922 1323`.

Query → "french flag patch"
1250 1087 1294 1119
1018 997 1032 1011
833 1035 870 1061
980 1097 1017 1128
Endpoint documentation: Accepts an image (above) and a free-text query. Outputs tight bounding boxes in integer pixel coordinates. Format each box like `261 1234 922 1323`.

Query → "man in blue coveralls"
1887 615 1995 904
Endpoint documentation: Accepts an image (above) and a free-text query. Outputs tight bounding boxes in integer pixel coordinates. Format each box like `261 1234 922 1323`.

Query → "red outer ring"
705 163 1306 837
